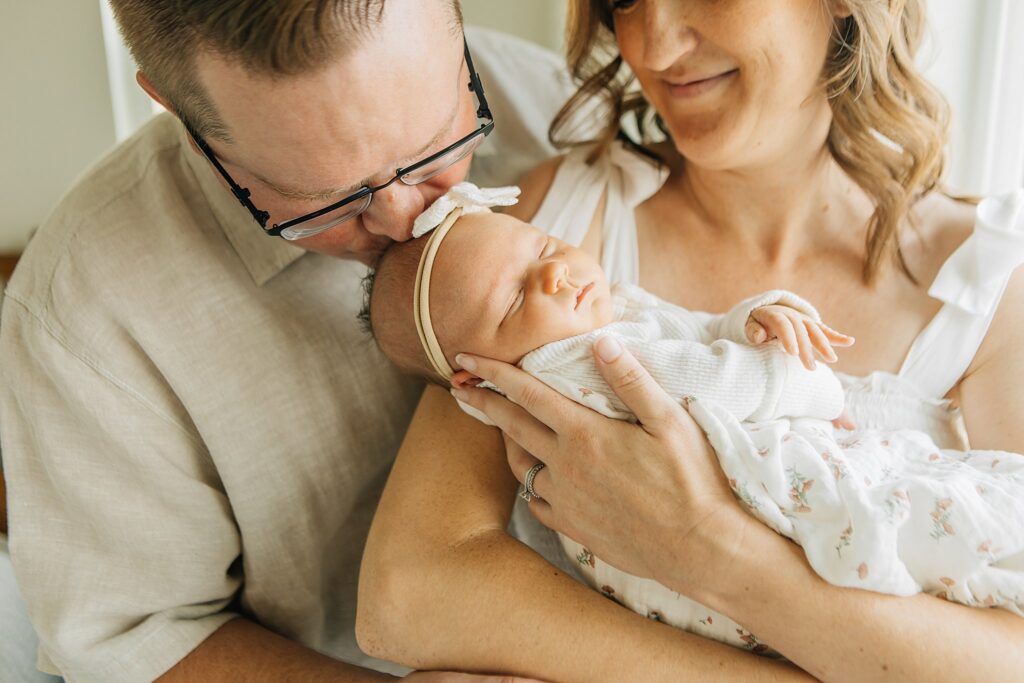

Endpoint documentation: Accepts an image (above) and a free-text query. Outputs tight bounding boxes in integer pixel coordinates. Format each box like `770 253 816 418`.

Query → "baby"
365 184 1024 654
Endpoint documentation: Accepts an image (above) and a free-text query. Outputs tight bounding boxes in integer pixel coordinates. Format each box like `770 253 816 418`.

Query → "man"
0 1 571 680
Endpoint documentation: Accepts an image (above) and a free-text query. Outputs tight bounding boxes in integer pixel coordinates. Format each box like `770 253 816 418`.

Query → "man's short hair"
110 0 462 141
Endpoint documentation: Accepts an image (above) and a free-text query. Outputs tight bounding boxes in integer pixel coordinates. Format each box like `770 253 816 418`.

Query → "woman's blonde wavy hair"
551 0 951 283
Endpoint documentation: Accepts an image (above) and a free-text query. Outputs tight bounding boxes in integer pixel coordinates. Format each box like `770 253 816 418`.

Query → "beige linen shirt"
0 28 572 682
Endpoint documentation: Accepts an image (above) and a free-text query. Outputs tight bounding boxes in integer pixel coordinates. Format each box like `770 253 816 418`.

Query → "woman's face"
612 0 843 171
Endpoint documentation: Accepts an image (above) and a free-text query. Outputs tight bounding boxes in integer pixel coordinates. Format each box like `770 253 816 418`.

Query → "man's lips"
575 282 595 310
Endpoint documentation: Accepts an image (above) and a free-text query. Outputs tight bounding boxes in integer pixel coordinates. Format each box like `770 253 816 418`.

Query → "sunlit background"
1 1 1022 255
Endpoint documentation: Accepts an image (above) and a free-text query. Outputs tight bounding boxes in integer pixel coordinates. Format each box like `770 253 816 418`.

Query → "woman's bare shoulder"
505 155 566 222
906 192 978 277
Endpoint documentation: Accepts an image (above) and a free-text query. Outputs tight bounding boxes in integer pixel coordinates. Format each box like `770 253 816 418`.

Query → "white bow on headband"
411 182 521 238
411 182 520 381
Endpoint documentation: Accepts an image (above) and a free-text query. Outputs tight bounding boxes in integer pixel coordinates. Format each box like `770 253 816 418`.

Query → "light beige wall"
461 0 566 52
0 1 116 253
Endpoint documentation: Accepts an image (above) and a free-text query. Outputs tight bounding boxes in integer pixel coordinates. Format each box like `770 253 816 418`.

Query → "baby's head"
365 211 614 385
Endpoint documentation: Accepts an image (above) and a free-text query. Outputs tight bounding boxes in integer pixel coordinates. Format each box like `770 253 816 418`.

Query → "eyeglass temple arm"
185 123 272 228
463 38 492 121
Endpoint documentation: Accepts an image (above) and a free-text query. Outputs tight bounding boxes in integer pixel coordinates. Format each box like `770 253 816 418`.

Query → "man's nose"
360 183 427 242
538 260 569 295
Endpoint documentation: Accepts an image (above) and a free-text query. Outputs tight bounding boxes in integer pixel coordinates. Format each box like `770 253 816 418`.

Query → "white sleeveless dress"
528 141 1024 652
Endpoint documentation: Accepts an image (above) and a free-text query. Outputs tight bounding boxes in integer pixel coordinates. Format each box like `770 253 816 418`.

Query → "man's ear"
451 370 483 389
136 71 173 111
137 72 204 154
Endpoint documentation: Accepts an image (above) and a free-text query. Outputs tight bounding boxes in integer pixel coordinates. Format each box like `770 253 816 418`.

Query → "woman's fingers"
592 336 681 431
505 435 535 479
453 383 558 458
505 436 555 505
455 354 578 431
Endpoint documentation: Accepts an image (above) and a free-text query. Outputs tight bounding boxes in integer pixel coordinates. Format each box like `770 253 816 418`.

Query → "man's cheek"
425 159 472 199
291 221 390 259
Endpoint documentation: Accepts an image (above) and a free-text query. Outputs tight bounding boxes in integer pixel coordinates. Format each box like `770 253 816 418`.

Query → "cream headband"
411 182 520 381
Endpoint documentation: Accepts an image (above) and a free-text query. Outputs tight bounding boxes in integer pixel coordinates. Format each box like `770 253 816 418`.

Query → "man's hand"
745 305 854 370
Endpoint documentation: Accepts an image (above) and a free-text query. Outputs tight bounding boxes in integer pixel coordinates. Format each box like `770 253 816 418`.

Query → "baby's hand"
746 305 854 370
831 407 857 431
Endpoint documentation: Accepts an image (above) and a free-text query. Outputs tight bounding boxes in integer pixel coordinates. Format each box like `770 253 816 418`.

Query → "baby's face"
431 212 614 366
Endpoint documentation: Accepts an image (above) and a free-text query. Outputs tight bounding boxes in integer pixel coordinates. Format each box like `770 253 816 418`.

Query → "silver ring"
524 462 546 500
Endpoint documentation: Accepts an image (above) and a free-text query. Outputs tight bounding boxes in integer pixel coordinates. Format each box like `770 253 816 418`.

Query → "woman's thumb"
593 336 676 428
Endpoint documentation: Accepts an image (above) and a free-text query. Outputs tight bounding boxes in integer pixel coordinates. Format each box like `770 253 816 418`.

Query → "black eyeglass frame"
185 37 494 238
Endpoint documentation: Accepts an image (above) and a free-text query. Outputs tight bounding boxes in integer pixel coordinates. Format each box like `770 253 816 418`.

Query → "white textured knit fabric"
519 283 844 423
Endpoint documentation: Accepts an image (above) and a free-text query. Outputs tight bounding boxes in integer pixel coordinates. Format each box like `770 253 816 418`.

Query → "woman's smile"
661 68 739 100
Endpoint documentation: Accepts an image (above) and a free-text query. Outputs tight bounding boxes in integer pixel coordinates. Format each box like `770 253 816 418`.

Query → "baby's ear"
451 370 483 389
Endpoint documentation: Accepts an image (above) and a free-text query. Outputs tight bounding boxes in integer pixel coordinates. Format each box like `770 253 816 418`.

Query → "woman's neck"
666 120 871 267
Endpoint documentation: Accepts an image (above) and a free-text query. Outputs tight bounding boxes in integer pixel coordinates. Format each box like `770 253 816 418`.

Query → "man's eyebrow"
254 61 465 202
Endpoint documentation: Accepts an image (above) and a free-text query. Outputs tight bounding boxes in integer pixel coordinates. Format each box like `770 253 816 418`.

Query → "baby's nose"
540 260 569 295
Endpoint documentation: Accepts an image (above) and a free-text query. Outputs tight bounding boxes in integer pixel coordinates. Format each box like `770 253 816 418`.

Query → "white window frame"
99 0 161 142
925 0 1024 194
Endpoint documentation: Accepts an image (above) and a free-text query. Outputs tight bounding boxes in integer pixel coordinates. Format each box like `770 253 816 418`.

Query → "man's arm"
357 386 812 683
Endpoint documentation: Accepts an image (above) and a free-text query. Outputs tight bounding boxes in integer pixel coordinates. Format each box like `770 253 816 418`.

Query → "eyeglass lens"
280 130 488 241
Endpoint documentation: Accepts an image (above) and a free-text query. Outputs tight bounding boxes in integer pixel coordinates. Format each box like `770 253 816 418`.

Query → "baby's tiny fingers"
821 323 855 346
805 320 838 363
793 320 817 370
773 317 799 357
745 319 768 344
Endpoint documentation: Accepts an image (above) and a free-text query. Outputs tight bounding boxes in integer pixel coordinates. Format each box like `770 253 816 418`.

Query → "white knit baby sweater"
518 283 845 423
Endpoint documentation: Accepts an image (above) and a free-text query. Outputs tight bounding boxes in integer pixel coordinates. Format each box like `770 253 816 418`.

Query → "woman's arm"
957 267 1024 450
453 341 1024 683
356 385 812 683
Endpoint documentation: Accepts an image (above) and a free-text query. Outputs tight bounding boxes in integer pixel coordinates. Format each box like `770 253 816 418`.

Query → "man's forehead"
196 2 465 195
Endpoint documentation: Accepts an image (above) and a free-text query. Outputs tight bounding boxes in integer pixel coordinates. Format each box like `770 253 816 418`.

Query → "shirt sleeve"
0 298 241 683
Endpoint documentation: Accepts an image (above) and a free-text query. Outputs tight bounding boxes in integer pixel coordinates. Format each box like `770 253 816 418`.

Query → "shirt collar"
179 122 305 286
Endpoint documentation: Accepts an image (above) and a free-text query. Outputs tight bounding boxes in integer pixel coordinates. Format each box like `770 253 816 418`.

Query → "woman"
357 1 1024 680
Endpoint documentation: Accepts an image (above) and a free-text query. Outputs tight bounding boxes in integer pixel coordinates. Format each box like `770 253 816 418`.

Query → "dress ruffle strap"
530 141 668 287
900 189 1024 401
600 142 669 285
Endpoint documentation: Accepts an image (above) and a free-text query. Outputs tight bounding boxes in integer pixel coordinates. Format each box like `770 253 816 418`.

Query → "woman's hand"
745 305 855 371
452 336 758 599
404 672 547 683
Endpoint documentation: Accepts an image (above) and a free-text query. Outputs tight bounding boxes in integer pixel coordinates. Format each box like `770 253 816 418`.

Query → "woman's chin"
661 119 747 170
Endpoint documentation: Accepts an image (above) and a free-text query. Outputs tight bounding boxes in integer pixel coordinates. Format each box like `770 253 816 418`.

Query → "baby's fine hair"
359 236 448 386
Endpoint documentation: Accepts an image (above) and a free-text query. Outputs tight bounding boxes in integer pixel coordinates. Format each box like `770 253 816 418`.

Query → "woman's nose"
641 2 700 73
538 260 569 295
360 183 427 242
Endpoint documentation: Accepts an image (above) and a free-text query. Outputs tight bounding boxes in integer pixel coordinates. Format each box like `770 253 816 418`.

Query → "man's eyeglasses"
186 38 494 241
